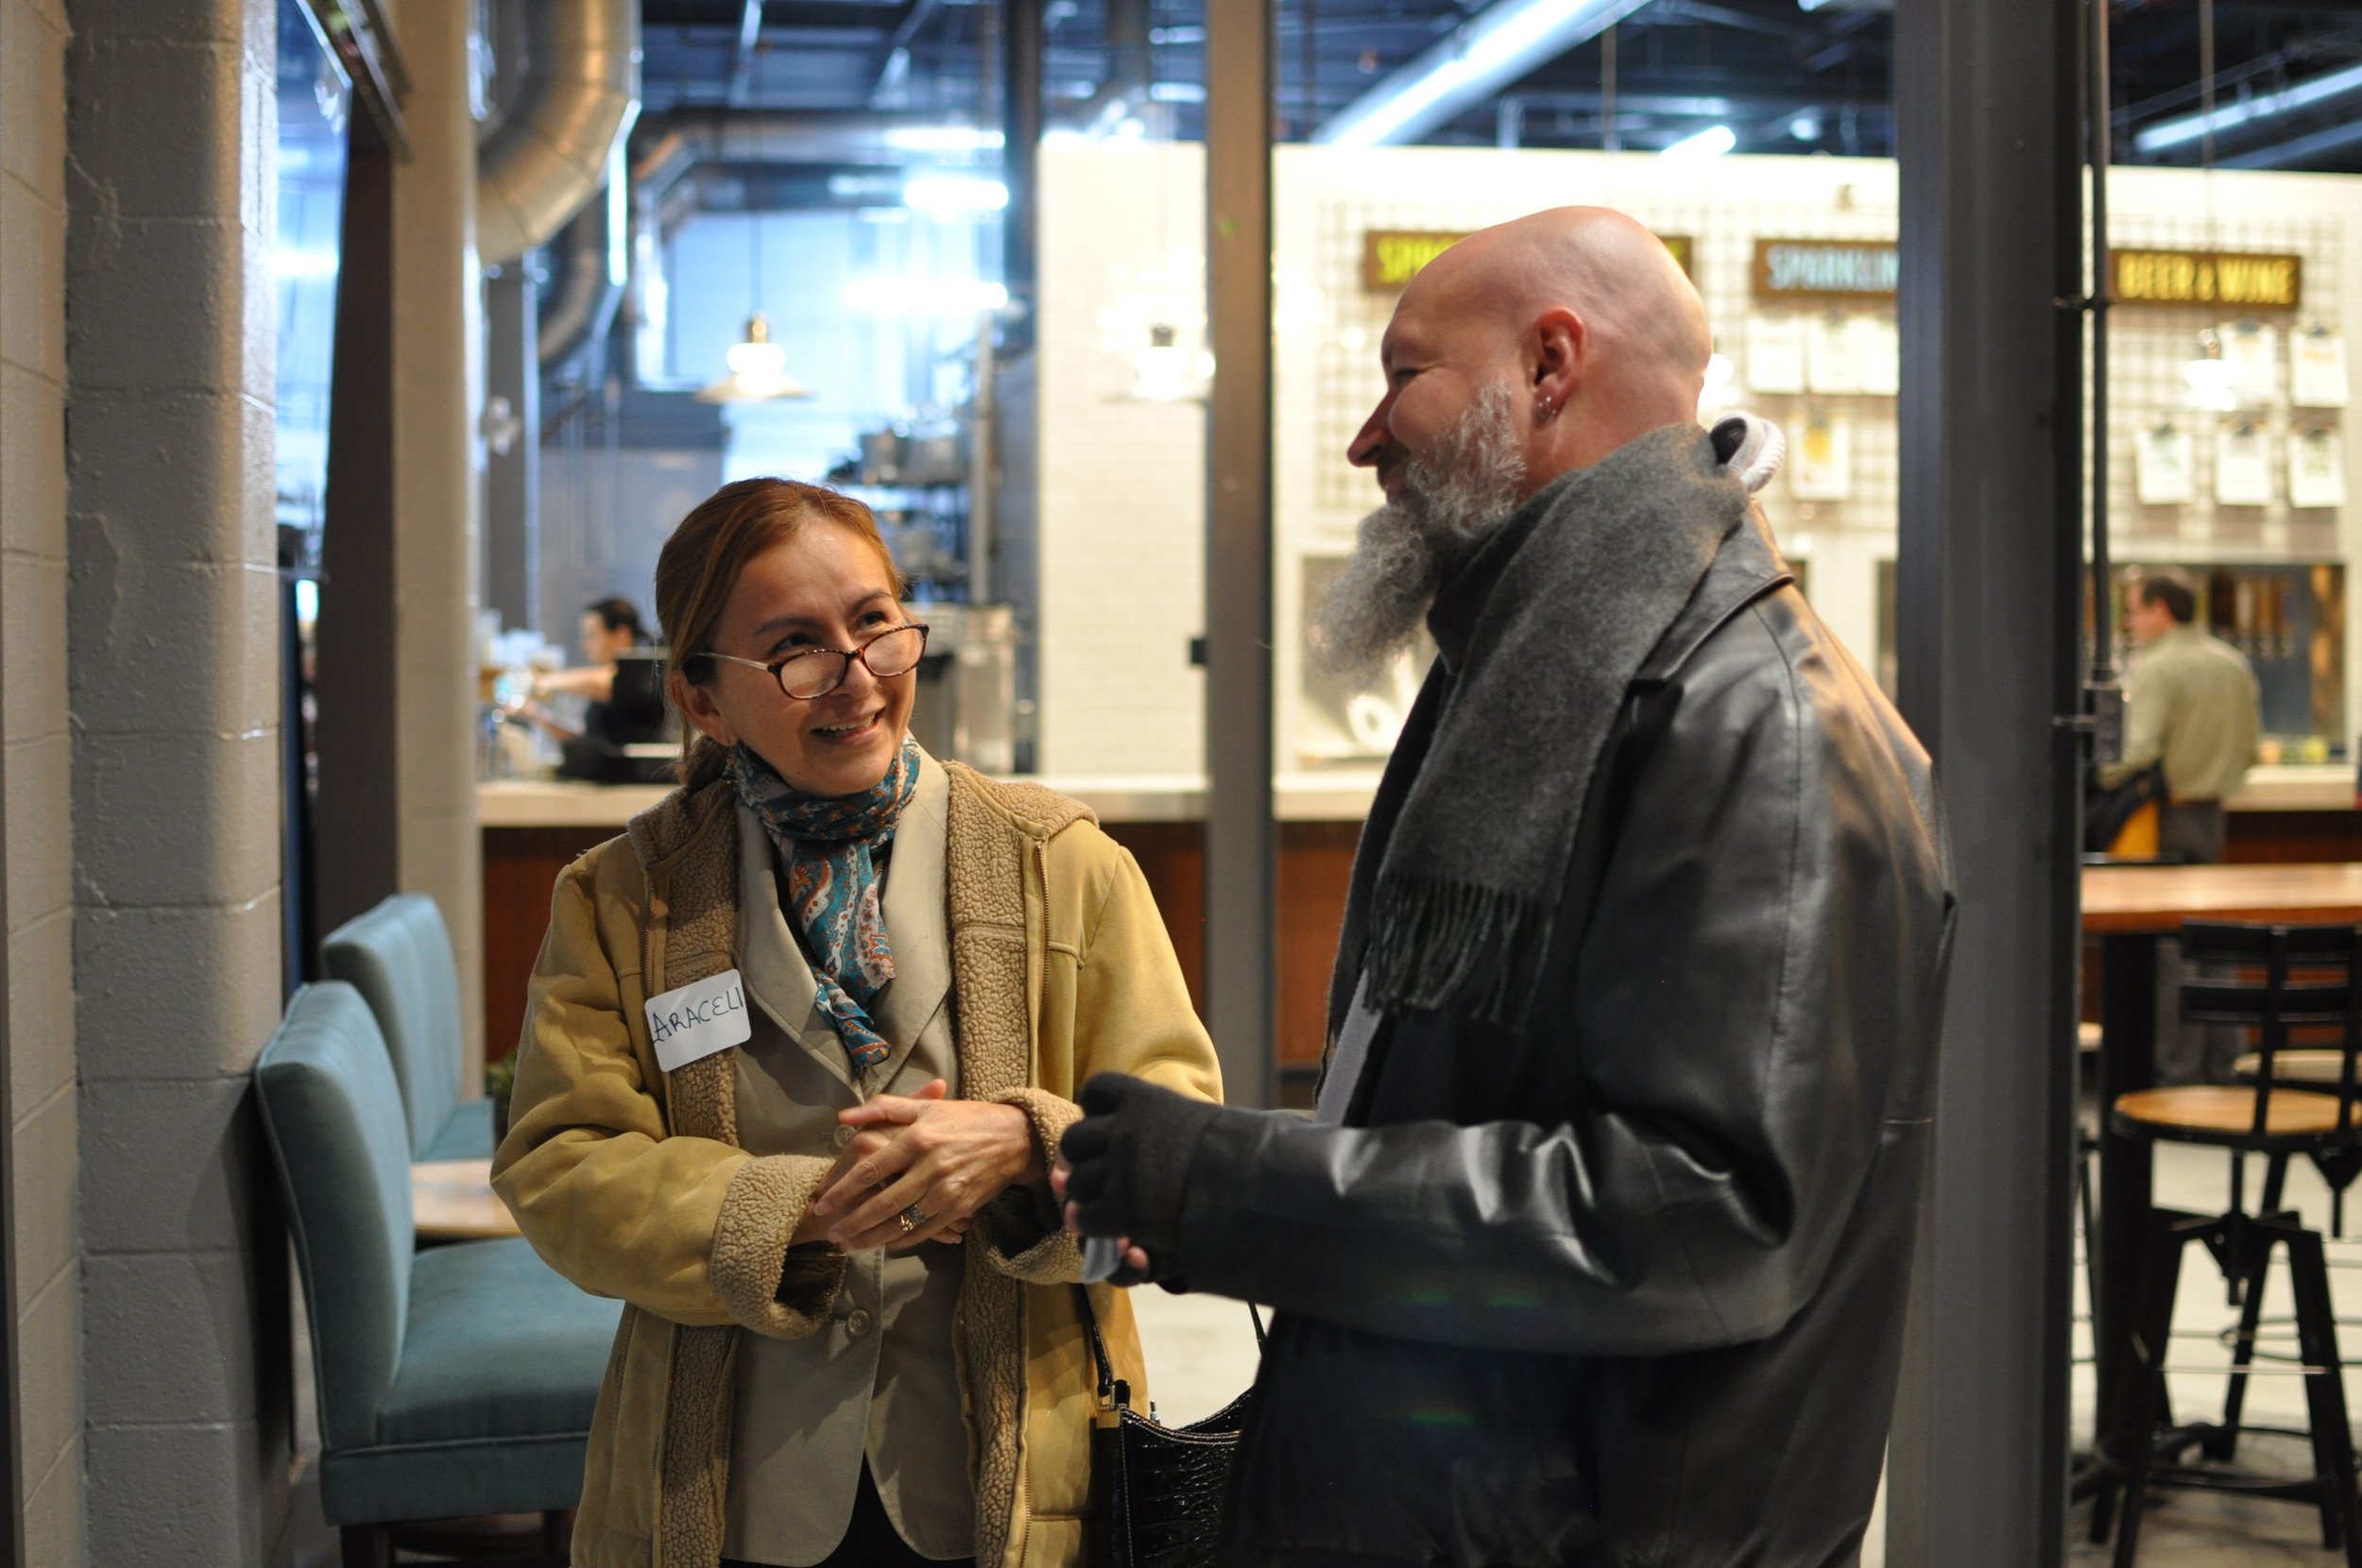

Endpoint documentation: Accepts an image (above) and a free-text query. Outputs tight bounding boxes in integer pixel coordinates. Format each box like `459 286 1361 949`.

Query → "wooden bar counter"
479 773 1384 1096
485 765 2355 1094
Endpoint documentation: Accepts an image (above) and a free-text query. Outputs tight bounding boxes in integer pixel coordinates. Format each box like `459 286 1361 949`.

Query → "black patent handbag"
1075 1285 1266 1568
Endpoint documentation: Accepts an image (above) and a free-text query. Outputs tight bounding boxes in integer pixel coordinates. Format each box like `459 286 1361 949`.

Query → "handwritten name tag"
644 969 753 1073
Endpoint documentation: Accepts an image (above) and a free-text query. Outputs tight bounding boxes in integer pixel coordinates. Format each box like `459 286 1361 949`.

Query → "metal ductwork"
1075 0 1152 132
478 0 642 268
537 139 630 371
1316 0 1654 147
639 111 1001 169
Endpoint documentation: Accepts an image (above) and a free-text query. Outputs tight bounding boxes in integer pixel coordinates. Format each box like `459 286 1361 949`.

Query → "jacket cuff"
973 1088 1085 1283
711 1153 847 1338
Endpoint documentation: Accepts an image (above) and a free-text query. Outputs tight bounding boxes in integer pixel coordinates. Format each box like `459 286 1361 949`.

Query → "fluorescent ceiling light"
1316 0 1652 147
273 248 340 279
1661 124 1737 161
1151 82 1207 104
881 126 1005 152
902 176 1010 213
2133 60 2362 156
830 173 903 199
843 277 1011 315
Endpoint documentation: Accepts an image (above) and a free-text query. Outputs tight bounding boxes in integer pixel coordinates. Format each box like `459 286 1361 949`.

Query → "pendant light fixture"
698 211 813 403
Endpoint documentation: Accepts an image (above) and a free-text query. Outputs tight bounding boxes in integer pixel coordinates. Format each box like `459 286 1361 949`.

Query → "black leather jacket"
1173 520 1955 1568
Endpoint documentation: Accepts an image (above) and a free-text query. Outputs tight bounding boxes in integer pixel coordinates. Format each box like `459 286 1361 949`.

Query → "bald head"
1371 207 1712 484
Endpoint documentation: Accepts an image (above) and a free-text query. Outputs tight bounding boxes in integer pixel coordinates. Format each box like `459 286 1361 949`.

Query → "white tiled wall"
1035 142 1207 775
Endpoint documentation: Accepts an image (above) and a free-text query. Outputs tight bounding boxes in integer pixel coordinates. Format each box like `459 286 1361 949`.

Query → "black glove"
1059 1073 1223 1254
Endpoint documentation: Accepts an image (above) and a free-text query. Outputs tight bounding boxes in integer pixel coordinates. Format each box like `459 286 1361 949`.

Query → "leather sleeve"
1170 604 1951 1358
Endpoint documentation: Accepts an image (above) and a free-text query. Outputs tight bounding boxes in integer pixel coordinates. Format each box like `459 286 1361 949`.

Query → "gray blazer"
723 752 975 1564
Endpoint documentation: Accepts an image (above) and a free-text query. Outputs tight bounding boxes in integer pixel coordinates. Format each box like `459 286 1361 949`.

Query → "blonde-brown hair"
654 477 908 790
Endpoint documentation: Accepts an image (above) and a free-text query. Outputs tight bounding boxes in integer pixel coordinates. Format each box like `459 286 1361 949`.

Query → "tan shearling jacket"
492 763 1223 1568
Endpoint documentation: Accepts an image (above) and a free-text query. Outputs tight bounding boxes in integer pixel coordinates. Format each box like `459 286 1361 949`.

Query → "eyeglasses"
705 622 931 701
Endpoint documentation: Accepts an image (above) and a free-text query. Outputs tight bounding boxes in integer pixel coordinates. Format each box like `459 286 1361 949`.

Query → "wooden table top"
413 1158 522 1243
2081 862 2362 934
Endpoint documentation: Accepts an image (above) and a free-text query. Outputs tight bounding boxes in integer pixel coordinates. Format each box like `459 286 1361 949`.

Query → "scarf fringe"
1361 870 1556 1029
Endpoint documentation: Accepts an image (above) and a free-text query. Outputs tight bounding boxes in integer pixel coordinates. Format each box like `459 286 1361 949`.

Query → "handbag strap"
1071 1282 1266 1404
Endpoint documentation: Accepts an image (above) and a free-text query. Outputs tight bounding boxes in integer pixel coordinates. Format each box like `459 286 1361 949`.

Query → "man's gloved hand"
1058 1073 1224 1254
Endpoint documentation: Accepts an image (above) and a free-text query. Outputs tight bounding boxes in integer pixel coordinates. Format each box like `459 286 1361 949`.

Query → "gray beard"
1310 383 1528 688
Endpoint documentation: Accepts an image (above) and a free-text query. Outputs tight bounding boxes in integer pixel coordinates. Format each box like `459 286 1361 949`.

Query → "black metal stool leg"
2214 1153 2290 1463
2111 1218 2191 1568
2285 1223 2362 1563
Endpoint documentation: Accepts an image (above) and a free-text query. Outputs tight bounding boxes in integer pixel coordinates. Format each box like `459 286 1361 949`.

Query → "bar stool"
2204 1039 2362 1469
2089 919 2362 1568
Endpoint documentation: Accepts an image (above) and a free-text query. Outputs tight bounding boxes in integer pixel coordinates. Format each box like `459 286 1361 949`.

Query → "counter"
479 770 1393 830
479 775 1373 1081
2227 764 2354 813
480 765 2362 1085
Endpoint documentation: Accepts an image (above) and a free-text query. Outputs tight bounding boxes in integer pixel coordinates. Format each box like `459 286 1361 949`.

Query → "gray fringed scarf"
1329 420 1757 1032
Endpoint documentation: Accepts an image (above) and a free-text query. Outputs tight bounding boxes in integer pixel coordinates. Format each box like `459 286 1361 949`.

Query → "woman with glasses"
493 477 1222 1568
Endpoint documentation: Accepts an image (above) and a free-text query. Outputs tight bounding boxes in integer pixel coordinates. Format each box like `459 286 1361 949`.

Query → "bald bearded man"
1059 209 1955 1567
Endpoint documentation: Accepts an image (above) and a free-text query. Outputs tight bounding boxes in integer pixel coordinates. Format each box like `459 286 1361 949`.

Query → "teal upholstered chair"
255 982 618 1566
322 894 496 1161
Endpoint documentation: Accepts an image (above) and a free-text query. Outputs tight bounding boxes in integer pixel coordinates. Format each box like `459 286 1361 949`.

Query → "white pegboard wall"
2096 205 2344 558
1027 148 2362 778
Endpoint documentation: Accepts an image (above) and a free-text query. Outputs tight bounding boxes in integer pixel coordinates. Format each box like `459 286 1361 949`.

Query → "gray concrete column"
1203 0 1277 1109
392 3 488 1077
63 1 293 1562
1 0 80 1559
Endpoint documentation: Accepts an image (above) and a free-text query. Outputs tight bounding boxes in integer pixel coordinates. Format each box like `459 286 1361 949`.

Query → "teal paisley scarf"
727 738 920 1075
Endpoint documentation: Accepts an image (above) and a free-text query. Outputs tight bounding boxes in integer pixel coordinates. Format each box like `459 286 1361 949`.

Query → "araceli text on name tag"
644 968 753 1072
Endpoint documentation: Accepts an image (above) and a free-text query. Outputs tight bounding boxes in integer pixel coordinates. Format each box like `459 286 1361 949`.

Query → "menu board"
1745 315 1806 395
1790 414 1854 501
1855 316 1900 397
2135 424 2195 506
2293 330 2350 409
2222 322 2279 405
2215 423 2273 507
2290 427 2348 510
1805 315 1863 395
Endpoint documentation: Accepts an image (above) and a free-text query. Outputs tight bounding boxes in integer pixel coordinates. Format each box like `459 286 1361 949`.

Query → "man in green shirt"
2101 568 2262 1082
2099 568 2261 863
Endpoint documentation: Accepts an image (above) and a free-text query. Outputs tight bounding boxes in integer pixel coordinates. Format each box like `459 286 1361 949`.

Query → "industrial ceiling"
634 1 2362 174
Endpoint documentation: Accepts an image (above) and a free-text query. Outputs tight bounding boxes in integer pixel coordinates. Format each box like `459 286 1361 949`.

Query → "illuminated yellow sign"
1361 230 1694 293
2112 248 2302 311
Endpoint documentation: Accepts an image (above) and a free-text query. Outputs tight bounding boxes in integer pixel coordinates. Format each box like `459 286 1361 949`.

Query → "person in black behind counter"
1054 207 1958 1568
515 597 674 781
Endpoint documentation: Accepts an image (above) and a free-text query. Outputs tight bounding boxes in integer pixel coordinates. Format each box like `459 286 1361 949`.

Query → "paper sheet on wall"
2222 321 2280 405
2290 427 2348 509
2215 423 2273 507
1744 315 1806 395
2134 425 2194 505
1853 315 1900 397
2292 331 2350 409
1789 414 1853 501
1805 315 1864 395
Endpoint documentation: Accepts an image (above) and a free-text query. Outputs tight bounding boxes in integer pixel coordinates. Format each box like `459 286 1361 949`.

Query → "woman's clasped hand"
802 1077 1046 1252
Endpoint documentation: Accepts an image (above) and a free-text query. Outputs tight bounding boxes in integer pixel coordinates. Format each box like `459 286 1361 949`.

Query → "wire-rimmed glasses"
705 622 931 701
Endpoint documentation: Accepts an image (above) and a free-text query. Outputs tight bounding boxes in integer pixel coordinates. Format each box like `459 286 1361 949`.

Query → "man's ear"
671 668 738 747
1532 306 1585 411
